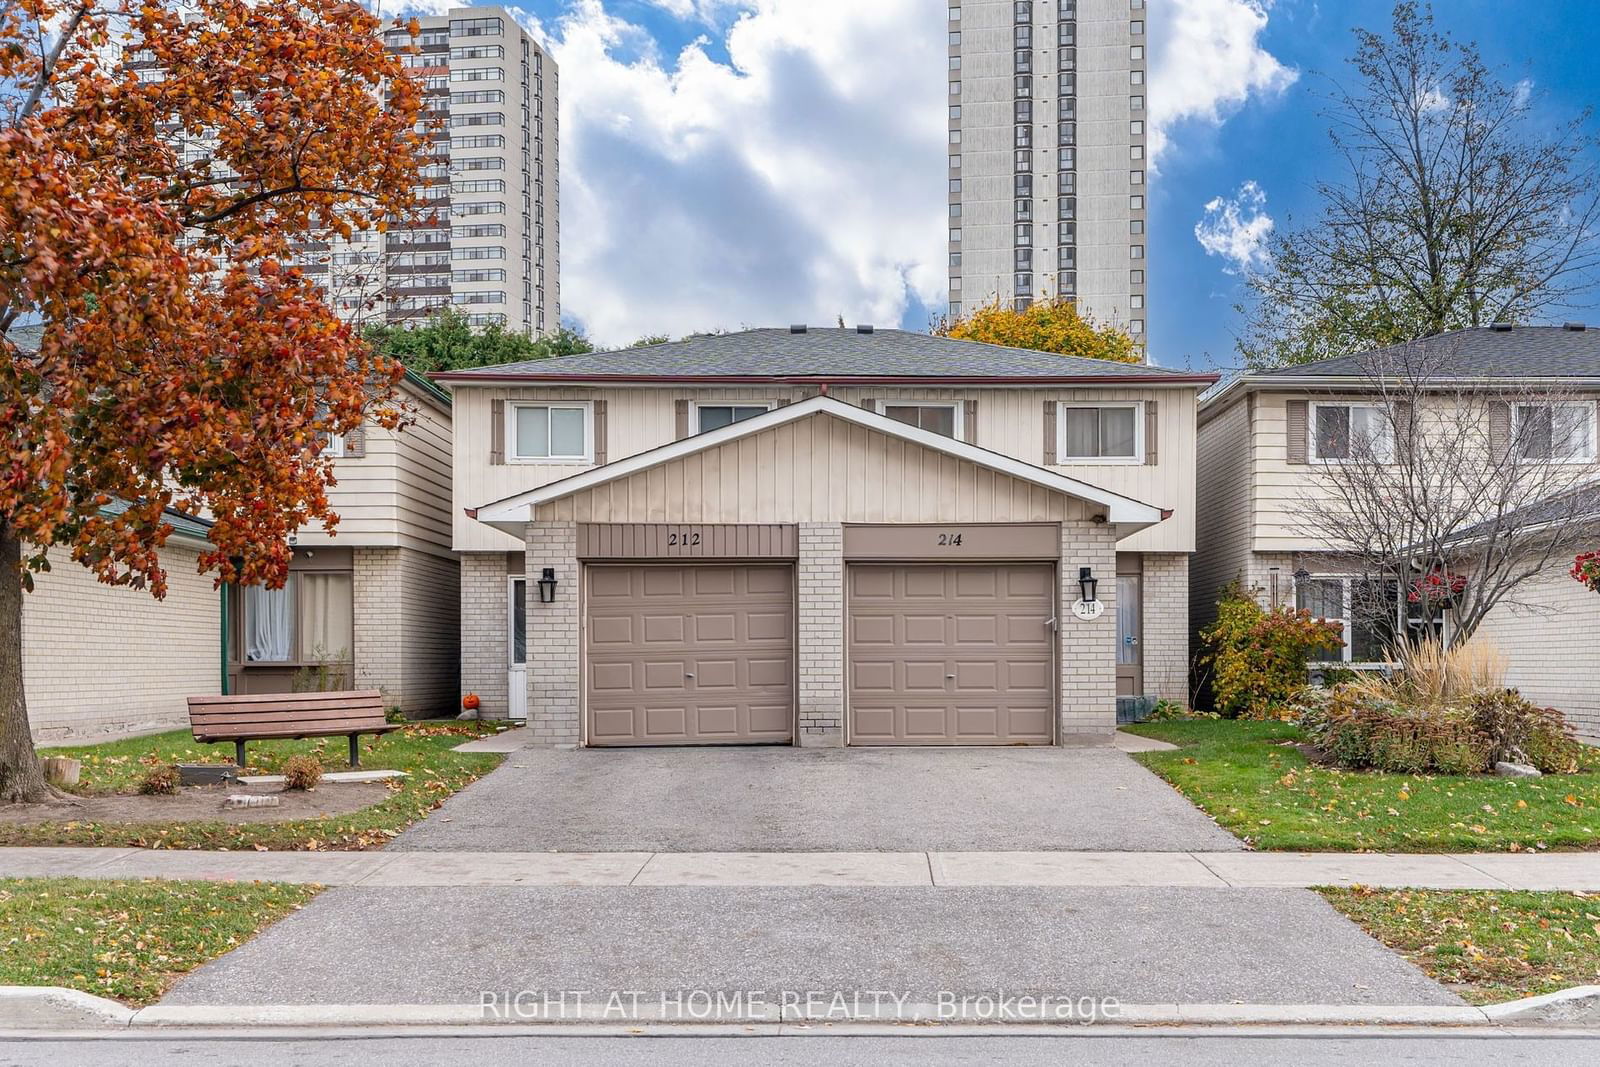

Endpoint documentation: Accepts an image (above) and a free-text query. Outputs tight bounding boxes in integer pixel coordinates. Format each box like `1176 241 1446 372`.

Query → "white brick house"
438 327 1215 747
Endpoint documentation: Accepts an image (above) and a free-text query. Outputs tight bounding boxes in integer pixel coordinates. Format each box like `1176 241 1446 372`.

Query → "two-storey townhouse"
1192 325 1600 735
436 327 1215 747
224 371 461 718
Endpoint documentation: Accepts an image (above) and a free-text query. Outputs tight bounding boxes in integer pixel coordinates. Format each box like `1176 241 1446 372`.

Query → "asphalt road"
2 1031 1594 1067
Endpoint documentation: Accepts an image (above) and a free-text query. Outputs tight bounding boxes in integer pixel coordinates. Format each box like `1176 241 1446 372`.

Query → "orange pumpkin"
462 692 481 711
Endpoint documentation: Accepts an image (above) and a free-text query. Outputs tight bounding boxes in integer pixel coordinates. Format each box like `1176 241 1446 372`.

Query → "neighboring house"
226 370 460 718
1192 324 1600 733
1468 487 1600 736
23 505 223 743
435 326 1216 747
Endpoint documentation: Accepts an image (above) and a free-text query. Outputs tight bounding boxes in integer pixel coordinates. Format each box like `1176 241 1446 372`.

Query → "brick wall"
796 522 844 746
1140 552 1190 703
459 551 510 719
353 547 460 717
525 521 580 745
23 541 220 742
1059 521 1118 739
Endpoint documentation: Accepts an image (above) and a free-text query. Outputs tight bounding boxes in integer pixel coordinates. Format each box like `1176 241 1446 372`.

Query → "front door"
508 577 528 721
1116 573 1143 697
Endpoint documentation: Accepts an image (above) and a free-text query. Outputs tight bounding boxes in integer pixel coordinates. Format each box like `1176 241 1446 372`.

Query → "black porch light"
537 567 558 603
1078 566 1098 604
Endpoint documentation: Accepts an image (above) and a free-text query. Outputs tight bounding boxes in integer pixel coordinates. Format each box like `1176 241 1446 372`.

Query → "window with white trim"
509 577 526 666
876 400 961 439
1312 402 1392 462
1296 575 1404 663
1059 403 1141 462
1515 402 1595 463
510 402 590 461
323 433 346 458
695 402 774 433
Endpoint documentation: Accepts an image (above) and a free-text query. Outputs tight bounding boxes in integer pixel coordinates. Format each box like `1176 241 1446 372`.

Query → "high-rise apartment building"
947 0 1146 348
328 6 558 335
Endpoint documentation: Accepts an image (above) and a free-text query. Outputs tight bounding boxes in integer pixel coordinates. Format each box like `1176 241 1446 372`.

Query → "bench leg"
348 734 360 768
235 740 246 769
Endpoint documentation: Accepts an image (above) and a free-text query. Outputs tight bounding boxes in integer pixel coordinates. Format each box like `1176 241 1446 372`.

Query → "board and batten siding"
452 384 1198 551
534 413 1093 525
296 390 454 558
1191 394 1256 633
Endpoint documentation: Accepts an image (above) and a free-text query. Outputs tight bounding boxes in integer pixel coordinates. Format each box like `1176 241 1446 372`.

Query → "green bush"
1197 583 1345 718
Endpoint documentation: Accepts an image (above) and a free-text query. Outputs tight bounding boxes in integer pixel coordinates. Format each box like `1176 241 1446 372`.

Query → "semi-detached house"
437 327 1216 747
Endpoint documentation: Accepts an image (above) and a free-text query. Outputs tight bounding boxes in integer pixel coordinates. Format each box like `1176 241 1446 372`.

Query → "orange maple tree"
0 0 430 801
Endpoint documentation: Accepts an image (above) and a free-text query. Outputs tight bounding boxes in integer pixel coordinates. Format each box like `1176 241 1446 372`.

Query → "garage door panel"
745 611 790 641
587 564 794 746
847 563 1054 746
902 615 947 644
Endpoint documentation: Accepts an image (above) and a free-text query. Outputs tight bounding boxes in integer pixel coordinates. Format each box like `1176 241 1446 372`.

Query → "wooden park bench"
187 690 399 769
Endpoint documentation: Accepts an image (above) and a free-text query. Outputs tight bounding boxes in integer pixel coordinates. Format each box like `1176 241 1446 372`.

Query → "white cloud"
543 0 946 345
1148 0 1297 166
1194 181 1274 273
1512 77 1534 109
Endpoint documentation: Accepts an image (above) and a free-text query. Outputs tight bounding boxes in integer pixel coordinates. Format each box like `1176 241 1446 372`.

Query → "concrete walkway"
5 846 1597 889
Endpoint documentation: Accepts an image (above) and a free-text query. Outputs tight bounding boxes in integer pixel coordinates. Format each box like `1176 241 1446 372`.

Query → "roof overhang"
1201 373 1600 419
432 371 1220 387
471 395 1167 538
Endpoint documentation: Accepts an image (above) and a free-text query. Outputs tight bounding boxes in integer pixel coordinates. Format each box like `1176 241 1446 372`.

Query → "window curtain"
1062 408 1099 456
245 584 293 662
298 573 354 663
1101 408 1136 457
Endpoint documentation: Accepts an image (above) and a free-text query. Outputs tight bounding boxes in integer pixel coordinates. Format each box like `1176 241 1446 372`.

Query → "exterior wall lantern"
537 567 558 603
1070 566 1104 621
1078 566 1099 604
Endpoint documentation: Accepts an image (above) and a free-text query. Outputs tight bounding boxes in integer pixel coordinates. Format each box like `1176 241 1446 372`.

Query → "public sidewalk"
3 845 1596 890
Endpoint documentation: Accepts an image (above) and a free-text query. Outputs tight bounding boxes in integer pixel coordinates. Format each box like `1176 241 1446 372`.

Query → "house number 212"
936 532 964 546
667 530 702 547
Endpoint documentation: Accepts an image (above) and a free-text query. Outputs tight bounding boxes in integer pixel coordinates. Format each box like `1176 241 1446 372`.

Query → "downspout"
219 583 230 694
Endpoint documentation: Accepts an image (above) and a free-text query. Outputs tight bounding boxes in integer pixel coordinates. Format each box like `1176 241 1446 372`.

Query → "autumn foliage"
934 295 1141 364
0 0 430 801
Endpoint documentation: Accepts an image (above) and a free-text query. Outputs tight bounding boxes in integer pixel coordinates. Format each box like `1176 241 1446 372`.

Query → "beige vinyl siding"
1252 389 1600 551
535 412 1094 525
1191 395 1255 632
23 540 220 742
297 386 454 558
1474 562 1600 739
453 384 1198 551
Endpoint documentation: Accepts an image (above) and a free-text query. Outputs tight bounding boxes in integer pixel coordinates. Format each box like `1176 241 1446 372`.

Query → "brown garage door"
586 564 794 745
848 564 1055 745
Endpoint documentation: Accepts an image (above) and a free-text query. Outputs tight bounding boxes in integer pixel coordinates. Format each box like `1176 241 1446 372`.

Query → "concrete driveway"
396 745 1242 853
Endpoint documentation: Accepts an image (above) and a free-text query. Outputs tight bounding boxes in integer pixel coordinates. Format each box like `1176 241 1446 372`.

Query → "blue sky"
393 1 1600 368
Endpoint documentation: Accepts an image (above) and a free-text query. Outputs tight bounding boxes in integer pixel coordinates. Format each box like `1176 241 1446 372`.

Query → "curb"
4 986 1599 1031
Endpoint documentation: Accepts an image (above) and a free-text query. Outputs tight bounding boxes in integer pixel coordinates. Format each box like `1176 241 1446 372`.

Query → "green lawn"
1127 719 1600 852
0 721 506 850
0 877 319 1006
1321 887 1600 1004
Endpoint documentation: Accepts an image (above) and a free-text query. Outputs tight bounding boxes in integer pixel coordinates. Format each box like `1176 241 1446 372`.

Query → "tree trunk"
0 524 48 803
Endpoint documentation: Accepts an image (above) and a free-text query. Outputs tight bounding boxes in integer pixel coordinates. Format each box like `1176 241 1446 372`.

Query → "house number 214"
936 532 964 546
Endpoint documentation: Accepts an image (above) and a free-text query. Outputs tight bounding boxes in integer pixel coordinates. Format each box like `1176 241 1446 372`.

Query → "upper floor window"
1515 402 1595 463
323 432 346 459
877 401 960 439
1313 402 1391 462
697 403 773 433
1060 404 1141 462
510 402 590 462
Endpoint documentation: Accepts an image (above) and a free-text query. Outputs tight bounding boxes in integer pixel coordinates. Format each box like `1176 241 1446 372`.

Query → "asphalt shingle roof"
431 327 1214 382
1261 325 1600 378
